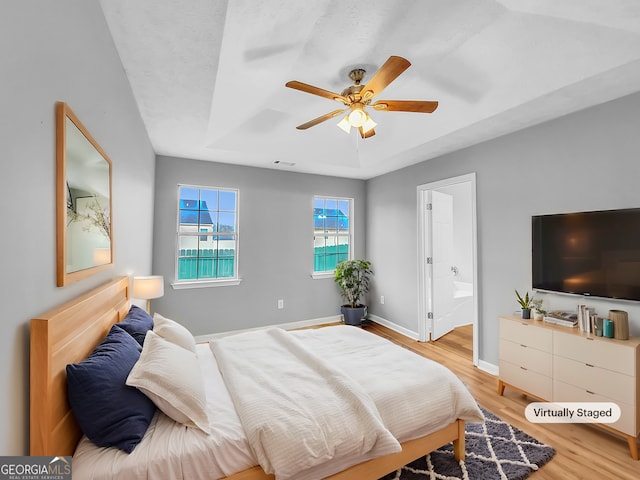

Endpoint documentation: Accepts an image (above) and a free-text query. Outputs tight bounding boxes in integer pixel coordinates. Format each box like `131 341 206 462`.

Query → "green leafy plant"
334 260 373 308
531 298 546 315
515 290 534 310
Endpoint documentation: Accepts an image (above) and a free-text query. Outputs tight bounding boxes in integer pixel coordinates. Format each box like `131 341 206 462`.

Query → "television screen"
532 208 640 301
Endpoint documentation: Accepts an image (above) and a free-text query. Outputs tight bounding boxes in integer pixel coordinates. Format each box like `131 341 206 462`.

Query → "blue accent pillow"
118 305 154 346
66 324 157 453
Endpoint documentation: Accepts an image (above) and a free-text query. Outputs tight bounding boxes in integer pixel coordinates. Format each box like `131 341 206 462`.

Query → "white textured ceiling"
99 0 640 179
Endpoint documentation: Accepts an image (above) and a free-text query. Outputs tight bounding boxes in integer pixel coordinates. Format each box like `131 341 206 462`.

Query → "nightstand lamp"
133 275 164 313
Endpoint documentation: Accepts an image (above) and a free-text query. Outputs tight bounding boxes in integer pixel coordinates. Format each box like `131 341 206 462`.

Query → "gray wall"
152 156 366 335
367 92 640 366
0 1 156 454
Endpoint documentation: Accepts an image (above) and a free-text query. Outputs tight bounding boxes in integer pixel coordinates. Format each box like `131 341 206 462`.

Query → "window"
313 196 352 274
175 185 239 286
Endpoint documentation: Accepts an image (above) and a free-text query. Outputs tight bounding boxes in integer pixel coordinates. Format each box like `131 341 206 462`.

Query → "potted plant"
531 298 546 321
515 290 534 319
334 259 372 326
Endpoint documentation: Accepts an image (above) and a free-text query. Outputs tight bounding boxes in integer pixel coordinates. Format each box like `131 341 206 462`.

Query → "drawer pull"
586 337 594 341
520 366 528 371
520 344 528 348
585 363 594 368
586 390 595 395
521 323 528 326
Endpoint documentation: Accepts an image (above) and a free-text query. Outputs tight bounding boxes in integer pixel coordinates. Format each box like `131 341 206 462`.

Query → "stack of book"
543 311 578 328
576 304 597 333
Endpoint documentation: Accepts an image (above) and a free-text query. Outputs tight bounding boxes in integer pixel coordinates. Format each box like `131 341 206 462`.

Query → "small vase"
521 308 531 319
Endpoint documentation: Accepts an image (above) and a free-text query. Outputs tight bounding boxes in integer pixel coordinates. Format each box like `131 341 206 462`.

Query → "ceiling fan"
285 56 438 139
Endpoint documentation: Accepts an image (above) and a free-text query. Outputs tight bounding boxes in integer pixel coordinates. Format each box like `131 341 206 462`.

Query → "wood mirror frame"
56 102 113 286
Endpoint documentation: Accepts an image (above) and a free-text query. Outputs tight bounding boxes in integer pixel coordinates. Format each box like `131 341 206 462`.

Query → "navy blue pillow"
66 324 156 453
118 305 154 346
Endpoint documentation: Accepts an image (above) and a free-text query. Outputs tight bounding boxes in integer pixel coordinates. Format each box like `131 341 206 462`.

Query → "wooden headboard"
30 276 131 456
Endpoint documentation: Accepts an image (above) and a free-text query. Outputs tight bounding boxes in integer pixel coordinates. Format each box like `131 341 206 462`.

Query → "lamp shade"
133 276 164 300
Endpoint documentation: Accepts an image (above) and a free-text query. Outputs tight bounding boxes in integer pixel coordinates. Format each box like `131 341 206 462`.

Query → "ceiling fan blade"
358 127 375 139
296 109 346 130
372 100 439 113
285 81 349 104
360 56 411 102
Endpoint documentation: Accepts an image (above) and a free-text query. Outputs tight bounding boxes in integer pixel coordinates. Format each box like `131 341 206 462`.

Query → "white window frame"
311 195 354 279
172 184 241 290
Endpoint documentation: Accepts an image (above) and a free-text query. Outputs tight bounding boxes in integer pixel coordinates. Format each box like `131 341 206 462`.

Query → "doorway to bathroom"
417 173 478 366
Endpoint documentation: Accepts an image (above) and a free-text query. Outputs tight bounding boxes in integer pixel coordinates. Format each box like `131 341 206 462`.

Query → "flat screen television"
532 208 640 301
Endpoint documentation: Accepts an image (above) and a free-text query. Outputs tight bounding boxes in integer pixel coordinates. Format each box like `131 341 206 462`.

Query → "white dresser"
498 315 640 460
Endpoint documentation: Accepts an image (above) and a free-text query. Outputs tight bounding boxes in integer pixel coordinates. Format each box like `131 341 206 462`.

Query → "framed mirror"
56 102 113 286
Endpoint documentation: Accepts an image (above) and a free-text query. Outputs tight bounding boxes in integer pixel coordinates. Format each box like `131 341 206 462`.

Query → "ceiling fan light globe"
337 116 352 134
362 115 377 134
347 109 367 127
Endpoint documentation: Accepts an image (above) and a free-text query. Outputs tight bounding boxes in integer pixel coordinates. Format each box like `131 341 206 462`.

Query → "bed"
30 276 483 479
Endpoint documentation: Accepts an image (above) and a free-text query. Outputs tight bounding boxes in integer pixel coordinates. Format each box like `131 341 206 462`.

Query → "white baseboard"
477 360 499 376
370 315 499 375
195 315 342 342
368 314 420 340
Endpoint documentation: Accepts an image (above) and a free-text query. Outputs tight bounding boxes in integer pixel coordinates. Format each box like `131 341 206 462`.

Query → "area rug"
380 407 556 480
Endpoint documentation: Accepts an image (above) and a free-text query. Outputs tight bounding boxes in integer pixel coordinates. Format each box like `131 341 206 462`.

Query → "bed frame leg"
453 420 465 461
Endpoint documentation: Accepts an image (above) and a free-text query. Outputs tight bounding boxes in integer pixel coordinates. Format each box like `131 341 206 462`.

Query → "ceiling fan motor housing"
348 68 366 84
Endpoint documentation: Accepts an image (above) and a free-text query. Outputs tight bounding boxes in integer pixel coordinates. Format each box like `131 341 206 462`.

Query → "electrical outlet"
380 295 385 305
277 299 284 309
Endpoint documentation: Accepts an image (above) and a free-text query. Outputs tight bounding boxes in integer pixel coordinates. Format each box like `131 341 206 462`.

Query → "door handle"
451 266 458 276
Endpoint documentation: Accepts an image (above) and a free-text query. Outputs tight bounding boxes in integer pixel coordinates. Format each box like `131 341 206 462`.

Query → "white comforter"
210 328 402 480
72 325 483 480
289 326 484 443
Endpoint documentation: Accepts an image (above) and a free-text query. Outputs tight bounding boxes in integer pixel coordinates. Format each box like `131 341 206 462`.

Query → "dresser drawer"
500 317 552 352
553 380 637 436
500 338 552 377
554 355 634 404
554 331 635 376
499 360 552 400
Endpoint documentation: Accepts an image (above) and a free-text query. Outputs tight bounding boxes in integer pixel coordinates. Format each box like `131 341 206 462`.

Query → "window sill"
311 272 335 280
171 278 242 290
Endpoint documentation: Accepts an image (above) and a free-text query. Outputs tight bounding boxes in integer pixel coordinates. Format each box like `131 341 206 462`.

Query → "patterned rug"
380 407 556 480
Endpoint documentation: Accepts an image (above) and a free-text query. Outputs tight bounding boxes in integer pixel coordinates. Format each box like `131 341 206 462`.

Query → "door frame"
417 172 479 366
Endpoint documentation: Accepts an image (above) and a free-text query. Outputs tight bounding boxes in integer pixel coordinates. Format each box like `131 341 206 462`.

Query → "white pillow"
126 330 210 434
153 313 197 353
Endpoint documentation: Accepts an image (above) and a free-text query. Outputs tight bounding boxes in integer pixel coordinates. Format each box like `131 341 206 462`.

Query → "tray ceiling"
99 0 640 179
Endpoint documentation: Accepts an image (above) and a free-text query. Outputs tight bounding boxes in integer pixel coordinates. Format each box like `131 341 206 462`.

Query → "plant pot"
533 311 544 321
521 308 531 319
341 305 367 326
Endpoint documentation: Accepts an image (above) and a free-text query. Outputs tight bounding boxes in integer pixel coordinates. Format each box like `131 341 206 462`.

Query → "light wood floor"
364 322 640 480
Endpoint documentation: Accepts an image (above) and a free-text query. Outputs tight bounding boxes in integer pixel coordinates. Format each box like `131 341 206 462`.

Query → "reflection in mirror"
56 102 113 286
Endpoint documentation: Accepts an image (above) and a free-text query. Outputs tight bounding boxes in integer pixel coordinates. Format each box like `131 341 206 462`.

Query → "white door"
430 191 456 340
418 173 478 365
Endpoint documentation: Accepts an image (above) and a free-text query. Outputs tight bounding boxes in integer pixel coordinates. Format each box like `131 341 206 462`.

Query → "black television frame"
532 207 640 302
